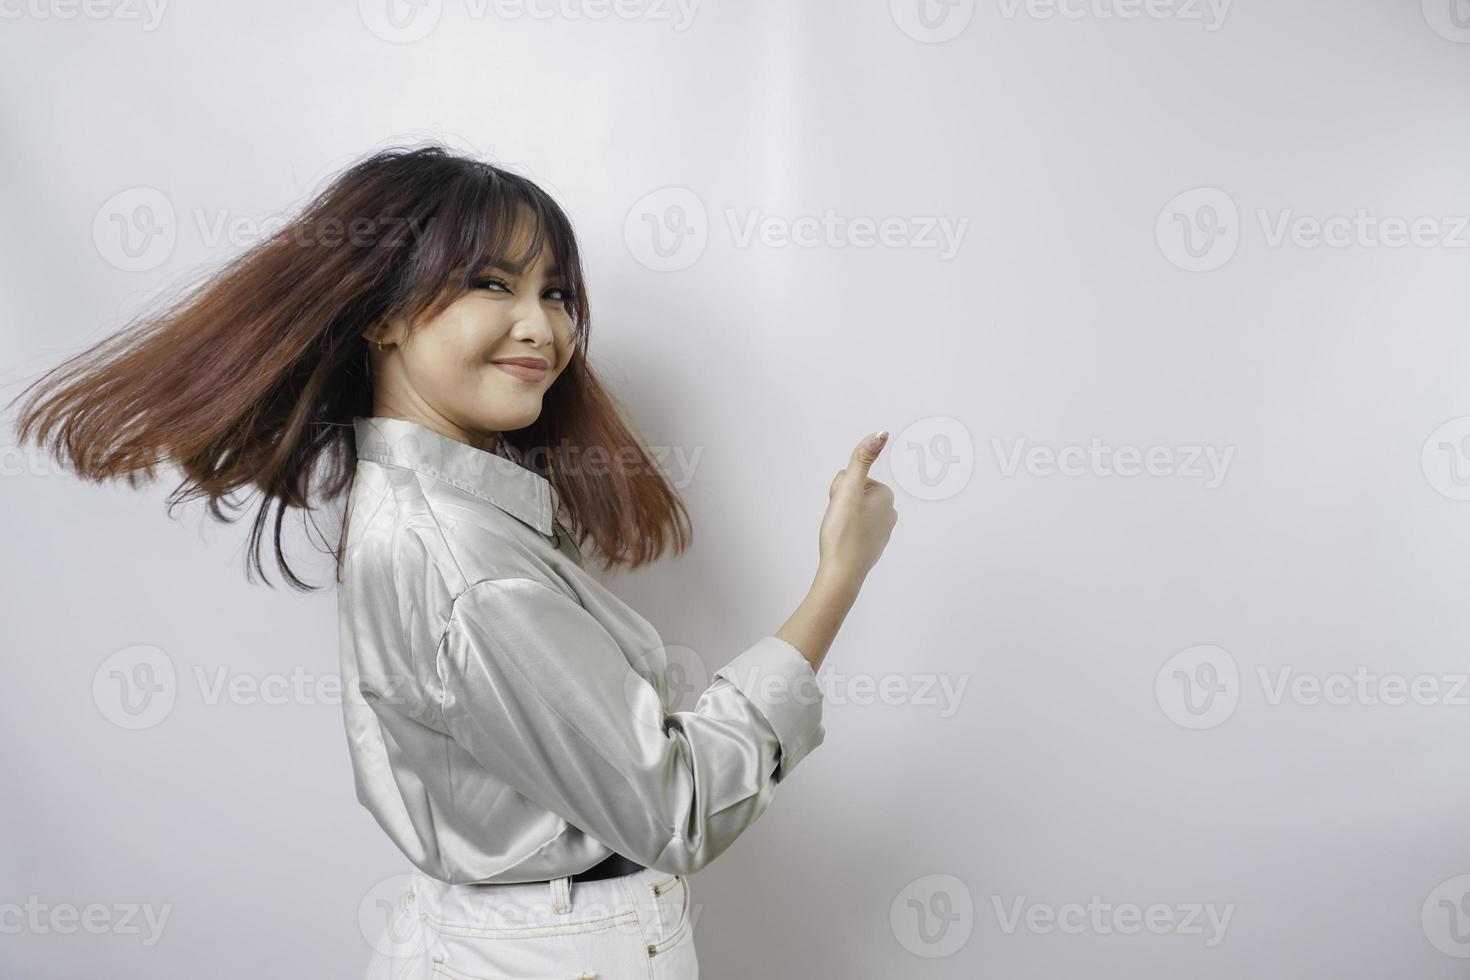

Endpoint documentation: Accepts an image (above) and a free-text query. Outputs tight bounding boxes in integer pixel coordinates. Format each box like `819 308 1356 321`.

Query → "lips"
492 358 549 382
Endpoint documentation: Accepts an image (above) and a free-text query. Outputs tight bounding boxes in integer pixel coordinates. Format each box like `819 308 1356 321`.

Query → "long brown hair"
7 143 691 590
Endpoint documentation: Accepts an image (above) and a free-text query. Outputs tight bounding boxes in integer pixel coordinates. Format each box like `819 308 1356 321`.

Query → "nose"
508 299 556 350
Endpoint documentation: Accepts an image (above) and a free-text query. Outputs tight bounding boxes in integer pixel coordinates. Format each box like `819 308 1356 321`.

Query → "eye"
471 277 574 304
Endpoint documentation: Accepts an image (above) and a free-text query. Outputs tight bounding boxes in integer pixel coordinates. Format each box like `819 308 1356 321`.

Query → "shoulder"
347 459 577 613
342 462 467 628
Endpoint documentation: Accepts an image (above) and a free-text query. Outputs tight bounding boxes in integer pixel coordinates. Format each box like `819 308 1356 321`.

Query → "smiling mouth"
492 361 548 382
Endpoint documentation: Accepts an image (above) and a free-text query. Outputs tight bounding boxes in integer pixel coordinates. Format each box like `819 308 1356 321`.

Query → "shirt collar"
352 415 557 537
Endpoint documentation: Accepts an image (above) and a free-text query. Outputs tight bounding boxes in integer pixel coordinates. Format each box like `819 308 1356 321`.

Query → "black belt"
555 852 646 883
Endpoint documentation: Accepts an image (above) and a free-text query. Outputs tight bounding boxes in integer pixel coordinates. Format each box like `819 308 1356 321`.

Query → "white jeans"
364 864 699 980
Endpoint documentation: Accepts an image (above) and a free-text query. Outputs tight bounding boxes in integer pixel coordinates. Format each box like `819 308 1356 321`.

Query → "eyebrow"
480 255 562 279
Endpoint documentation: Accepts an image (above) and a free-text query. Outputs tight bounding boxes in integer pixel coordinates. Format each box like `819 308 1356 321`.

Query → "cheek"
450 307 514 360
414 334 480 378
555 326 576 366
403 319 500 386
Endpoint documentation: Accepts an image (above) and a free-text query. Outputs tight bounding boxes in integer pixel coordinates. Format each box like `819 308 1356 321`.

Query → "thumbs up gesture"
818 431 899 589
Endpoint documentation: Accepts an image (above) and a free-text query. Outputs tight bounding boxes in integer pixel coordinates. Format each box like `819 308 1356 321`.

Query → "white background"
3 0 1470 976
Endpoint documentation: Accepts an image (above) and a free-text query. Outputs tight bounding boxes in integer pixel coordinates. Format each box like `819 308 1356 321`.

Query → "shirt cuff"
712 635 827 783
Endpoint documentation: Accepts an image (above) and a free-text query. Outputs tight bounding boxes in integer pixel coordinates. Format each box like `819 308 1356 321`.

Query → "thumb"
839 430 888 491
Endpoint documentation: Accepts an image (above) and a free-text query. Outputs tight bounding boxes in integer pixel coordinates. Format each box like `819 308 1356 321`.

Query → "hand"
817 431 898 590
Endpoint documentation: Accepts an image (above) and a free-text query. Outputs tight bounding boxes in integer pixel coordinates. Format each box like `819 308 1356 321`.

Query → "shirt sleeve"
435 576 827 876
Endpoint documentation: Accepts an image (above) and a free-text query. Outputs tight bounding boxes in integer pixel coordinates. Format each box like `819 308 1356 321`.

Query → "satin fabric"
338 415 826 886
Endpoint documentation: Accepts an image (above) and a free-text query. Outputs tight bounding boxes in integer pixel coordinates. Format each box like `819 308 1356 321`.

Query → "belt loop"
550 874 572 915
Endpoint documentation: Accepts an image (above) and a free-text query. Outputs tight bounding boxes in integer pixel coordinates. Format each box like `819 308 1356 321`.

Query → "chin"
487 407 542 432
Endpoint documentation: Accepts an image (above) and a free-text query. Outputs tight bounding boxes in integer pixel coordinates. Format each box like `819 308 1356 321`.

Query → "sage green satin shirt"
337 416 827 885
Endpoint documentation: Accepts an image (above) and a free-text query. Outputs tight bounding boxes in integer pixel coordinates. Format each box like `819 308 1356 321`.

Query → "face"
368 215 576 450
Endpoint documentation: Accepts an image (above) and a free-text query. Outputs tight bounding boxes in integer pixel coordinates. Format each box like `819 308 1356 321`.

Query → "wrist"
812 563 862 604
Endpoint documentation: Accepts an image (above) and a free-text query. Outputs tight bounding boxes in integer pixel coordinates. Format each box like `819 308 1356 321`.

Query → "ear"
365 316 408 348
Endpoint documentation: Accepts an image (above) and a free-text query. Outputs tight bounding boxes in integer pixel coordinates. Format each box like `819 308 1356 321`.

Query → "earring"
375 340 386 352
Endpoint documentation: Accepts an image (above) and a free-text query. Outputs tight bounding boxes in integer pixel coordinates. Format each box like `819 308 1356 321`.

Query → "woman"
9 143 897 978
